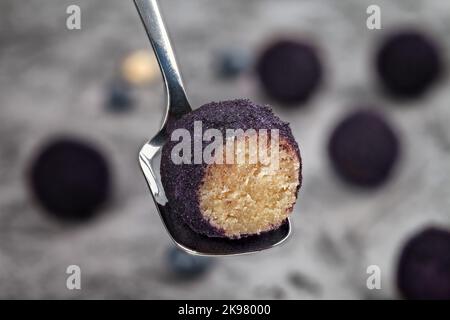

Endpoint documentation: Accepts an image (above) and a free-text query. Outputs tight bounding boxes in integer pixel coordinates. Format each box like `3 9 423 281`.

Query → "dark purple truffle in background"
376 30 443 99
29 138 111 222
328 109 399 188
256 39 322 105
397 227 450 300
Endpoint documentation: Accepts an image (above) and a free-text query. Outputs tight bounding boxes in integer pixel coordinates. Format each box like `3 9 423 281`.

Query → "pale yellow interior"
198 135 300 238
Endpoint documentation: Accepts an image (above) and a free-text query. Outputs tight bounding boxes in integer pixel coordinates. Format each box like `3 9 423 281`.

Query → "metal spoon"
135 0 291 256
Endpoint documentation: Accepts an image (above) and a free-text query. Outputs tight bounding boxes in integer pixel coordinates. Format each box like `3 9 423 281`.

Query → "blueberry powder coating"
397 227 450 300
161 99 302 239
29 138 111 221
256 39 322 105
376 30 444 98
328 109 400 188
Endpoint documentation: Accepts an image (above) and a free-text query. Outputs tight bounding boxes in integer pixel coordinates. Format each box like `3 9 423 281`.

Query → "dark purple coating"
256 39 322 105
397 227 450 300
376 30 443 98
328 109 399 188
161 99 302 238
29 138 111 222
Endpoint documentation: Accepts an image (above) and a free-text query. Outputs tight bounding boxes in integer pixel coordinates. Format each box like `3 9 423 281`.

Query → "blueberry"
256 39 322 105
29 138 111 221
166 247 213 278
376 30 444 98
397 227 450 300
328 109 400 188
106 80 134 112
215 49 251 78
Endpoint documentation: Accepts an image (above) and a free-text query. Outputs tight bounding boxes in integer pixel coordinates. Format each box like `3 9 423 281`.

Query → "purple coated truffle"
397 227 450 300
376 30 443 98
161 99 302 239
328 109 400 188
256 39 322 105
29 138 111 221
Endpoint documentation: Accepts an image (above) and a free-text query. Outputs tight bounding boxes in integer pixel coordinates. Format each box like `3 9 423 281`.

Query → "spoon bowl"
135 0 292 256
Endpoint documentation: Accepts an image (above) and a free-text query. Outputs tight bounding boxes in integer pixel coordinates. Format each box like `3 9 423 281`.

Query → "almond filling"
199 135 300 238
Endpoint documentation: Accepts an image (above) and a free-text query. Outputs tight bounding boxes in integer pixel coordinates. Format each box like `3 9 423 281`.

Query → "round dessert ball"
29 138 111 221
328 109 399 188
376 30 443 98
256 39 322 105
397 227 450 300
161 99 302 239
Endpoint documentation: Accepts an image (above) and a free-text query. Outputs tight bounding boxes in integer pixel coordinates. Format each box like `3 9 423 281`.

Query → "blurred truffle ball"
166 247 213 278
29 138 111 221
376 30 443 98
397 227 450 300
256 39 322 105
328 109 400 188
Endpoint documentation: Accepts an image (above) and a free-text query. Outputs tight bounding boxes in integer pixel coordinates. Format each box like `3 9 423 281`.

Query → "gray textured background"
1 0 450 299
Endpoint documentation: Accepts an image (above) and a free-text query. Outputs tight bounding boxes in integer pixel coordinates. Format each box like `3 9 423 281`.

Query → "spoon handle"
134 0 191 121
